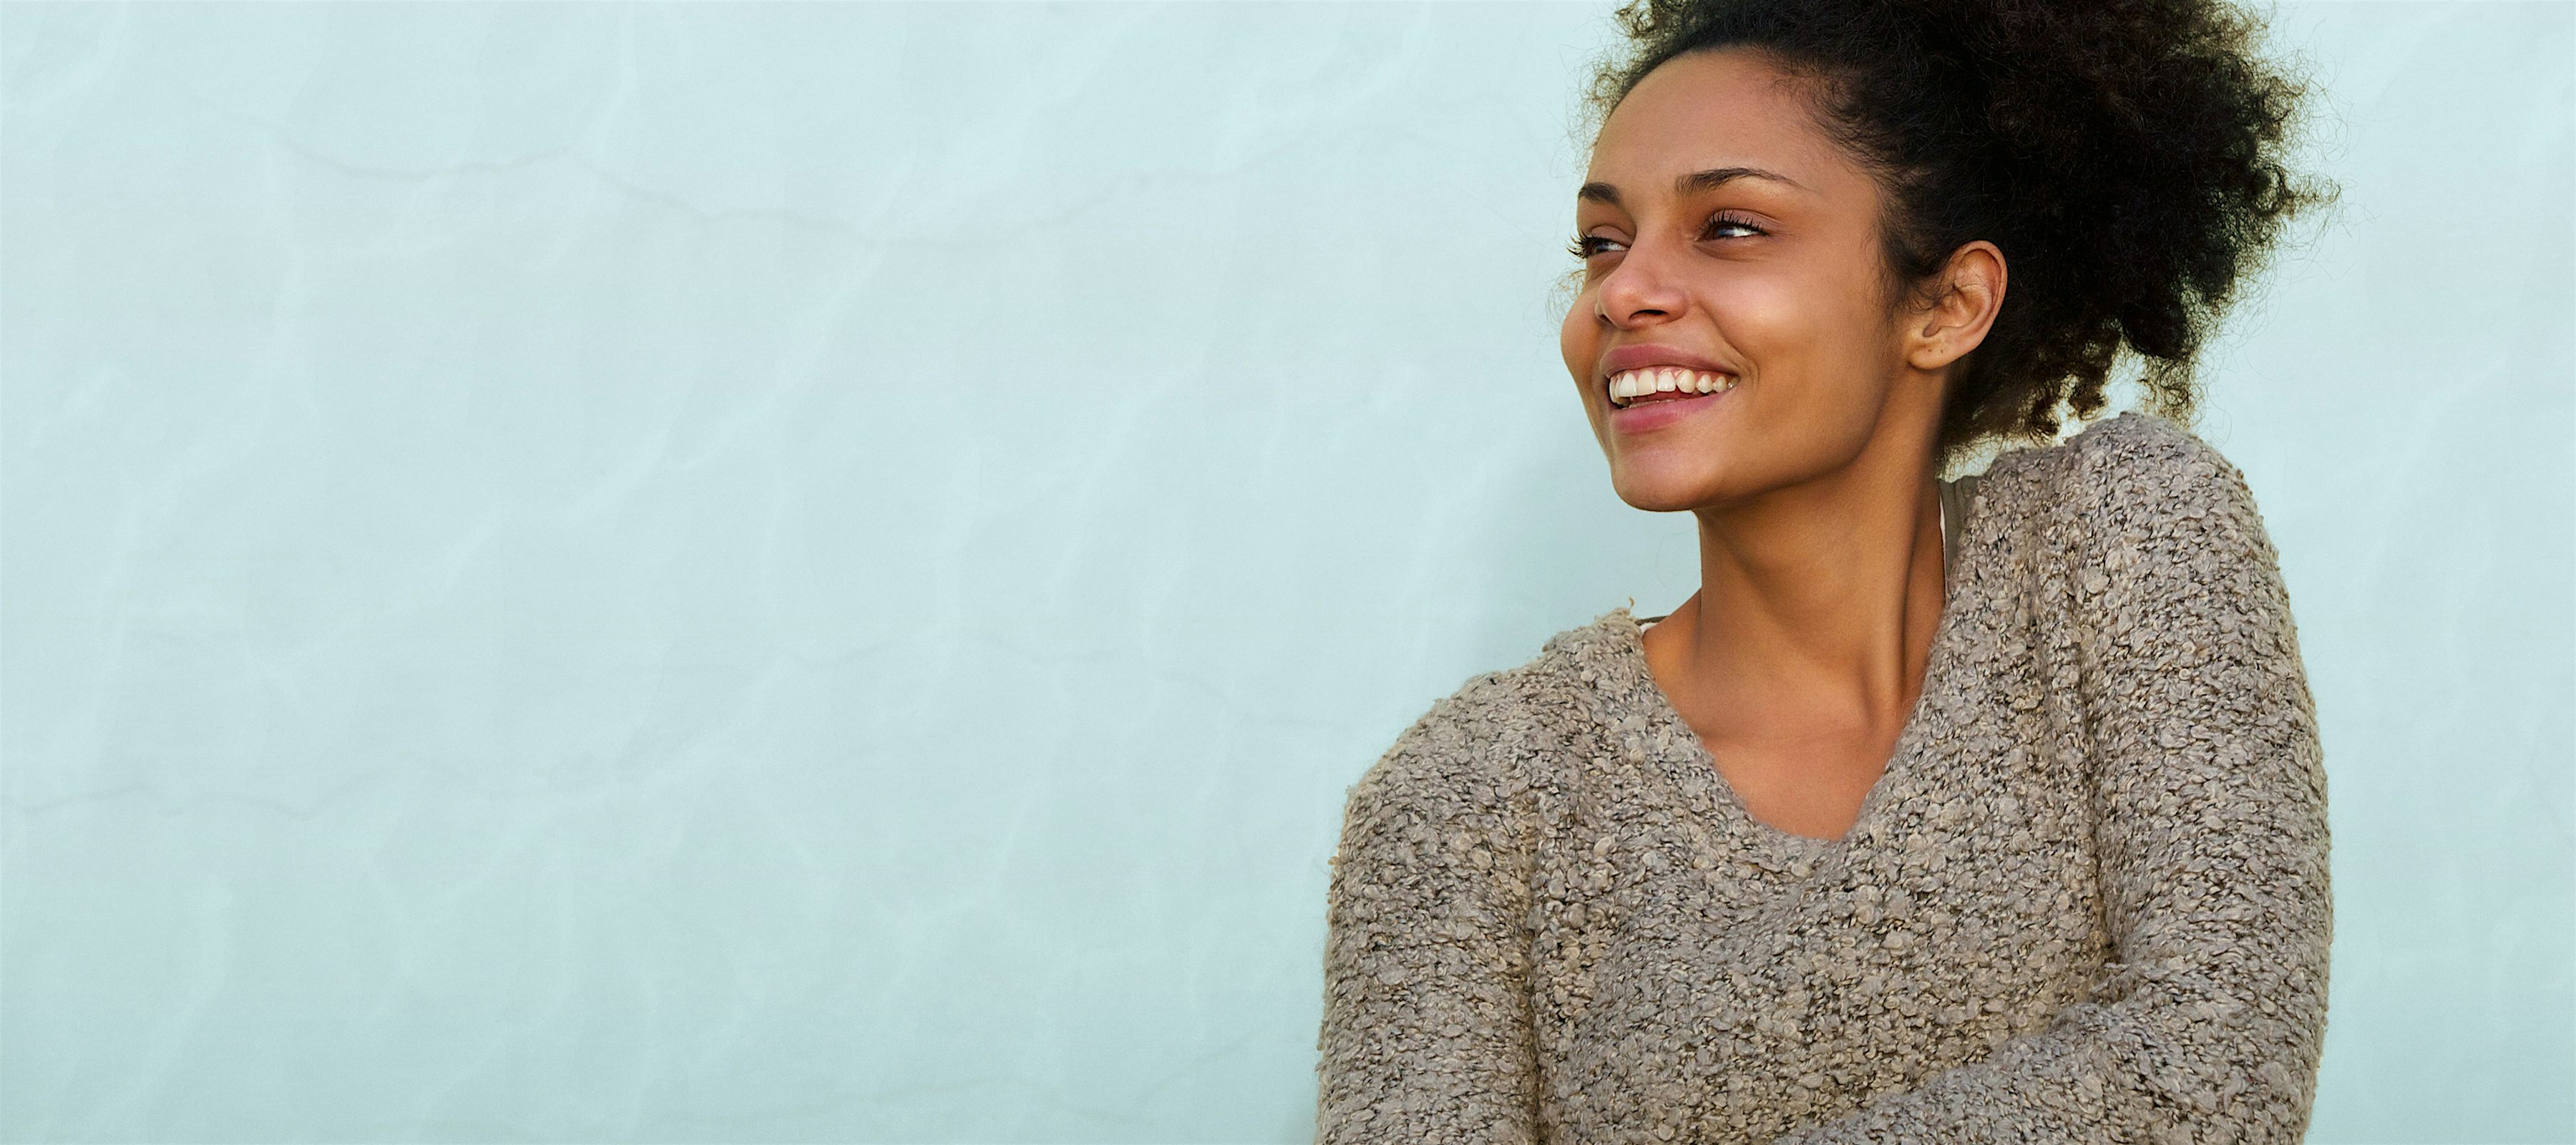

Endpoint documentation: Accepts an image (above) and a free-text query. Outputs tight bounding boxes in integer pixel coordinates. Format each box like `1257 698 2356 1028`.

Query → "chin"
1608 467 1721 513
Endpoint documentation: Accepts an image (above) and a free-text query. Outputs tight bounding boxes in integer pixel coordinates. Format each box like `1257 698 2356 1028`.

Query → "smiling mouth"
1607 366 1738 408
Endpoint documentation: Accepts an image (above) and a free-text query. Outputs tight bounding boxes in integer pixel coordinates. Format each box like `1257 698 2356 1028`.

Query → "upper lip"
1599 344 1733 387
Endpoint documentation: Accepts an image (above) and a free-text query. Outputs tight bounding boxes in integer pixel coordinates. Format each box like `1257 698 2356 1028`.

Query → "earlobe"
1903 289 1979 371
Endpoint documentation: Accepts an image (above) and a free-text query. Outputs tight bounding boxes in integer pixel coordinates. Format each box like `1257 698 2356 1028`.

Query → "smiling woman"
1314 0 2339 1142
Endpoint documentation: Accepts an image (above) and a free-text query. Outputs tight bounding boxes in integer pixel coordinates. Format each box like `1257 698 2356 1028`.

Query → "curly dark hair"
1566 0 2340 468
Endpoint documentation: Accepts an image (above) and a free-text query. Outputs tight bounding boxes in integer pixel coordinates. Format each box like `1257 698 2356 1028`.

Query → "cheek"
1712 267 1879 381
1707 272 1814 355
1559 301 1594 374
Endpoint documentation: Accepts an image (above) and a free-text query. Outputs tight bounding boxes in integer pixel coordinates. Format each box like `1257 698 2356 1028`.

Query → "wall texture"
2 2 2567 1141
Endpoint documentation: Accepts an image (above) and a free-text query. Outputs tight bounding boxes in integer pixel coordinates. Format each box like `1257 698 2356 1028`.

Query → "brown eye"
1568 233 1624 260
1702 212 1767 240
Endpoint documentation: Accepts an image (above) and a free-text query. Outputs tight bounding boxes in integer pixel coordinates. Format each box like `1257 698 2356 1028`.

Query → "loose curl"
1565 0 2341 467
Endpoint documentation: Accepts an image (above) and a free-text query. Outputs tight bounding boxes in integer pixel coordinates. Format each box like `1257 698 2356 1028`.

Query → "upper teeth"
1609 367 1736 406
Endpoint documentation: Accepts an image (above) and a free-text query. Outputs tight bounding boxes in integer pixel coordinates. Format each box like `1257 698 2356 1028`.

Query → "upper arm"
2064 414 2333 1120
1314 677 1541 1144
2066 414 2328 831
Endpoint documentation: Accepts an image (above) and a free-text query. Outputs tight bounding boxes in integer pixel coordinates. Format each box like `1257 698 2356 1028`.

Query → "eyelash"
1566 211 1768 260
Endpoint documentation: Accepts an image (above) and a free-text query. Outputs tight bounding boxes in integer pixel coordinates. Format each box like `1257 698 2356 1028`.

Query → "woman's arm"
1774 415 2334 1144
1314 677 1541 1144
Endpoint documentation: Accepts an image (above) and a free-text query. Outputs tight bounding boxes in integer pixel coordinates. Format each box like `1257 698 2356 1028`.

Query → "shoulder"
1367 669 1523 786
1345 614 1611 815
1968 409 2246 510
1950 409 2276 544
1337 668 1533 859
1961 410 2293 630
2057 412 2298 626
2063 409 2264 528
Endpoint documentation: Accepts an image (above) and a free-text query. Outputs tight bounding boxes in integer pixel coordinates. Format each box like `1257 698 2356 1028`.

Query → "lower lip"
1607 384 1735 432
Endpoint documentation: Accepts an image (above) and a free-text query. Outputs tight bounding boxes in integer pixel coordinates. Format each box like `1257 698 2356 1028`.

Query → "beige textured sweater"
1313 411 2332 1144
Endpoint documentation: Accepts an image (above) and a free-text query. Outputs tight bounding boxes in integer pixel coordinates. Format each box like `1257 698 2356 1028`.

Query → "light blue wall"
2 2 2565 1141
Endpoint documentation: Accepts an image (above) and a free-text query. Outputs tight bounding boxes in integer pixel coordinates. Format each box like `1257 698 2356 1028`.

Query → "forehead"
1586 47 1853 200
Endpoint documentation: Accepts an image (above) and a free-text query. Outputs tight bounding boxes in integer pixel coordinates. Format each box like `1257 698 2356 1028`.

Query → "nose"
1593 243 1688 328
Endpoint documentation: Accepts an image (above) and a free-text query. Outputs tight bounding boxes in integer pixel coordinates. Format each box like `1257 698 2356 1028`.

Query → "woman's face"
1560 47 1929 512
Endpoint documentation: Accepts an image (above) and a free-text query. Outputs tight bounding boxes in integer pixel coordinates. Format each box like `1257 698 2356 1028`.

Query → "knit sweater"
1312 411 2332 1144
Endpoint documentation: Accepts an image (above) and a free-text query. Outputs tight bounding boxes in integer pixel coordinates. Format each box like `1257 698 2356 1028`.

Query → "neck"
1657 454 1950 735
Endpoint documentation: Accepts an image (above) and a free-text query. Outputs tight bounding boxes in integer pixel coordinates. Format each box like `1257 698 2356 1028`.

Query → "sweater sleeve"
1314 678 1541 1144
1773 415 2333 1145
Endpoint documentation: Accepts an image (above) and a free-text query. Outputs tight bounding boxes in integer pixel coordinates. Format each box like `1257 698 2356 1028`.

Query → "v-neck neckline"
1603 487 1984 864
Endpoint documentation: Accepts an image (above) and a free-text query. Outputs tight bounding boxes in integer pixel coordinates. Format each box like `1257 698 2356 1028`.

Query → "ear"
1903 240 2006 373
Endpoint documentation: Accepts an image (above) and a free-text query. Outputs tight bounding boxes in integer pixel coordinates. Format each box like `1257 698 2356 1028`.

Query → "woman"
1313 1 2338 1142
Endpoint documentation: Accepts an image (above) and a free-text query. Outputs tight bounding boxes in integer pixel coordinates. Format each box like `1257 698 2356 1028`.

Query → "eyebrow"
1577 166 1808 208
